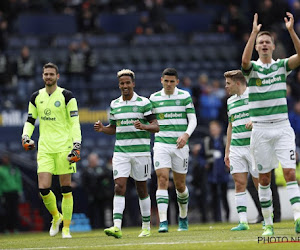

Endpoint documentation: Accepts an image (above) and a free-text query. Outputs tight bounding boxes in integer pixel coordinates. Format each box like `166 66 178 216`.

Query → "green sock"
40 190 59 218
62 192 73 228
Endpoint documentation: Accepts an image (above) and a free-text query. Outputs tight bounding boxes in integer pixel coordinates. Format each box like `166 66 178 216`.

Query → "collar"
256 58 276 66
161 87 179 96
119 92 138 102
238 87 248 98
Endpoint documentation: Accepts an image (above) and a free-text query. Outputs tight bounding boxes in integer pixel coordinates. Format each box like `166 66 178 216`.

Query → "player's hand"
22 135 35 151
67 142 81 163
176 133 189 149
252 13 262 34
134 120 144 130
245 121 253 130
224 154 230 168
94 120 104 132
285 12 294 31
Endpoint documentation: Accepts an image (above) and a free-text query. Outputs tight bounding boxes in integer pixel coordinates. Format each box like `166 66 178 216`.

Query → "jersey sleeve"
22 91 39 138
185 94 196 114
241 61 253 76
143 98 153 117
65 92 82 144
109 100 116 126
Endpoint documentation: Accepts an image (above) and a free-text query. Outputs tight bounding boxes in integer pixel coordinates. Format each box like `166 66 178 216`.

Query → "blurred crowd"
2 0 300 232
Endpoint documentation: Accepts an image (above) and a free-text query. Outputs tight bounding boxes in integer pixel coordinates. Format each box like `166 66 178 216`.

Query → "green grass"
1 221 300 249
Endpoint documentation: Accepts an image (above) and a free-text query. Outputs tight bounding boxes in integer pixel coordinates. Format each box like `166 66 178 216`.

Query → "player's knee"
39 188 51 196
61 186 72 194
259 176 270 186
114 183 126 195
175 183 186 193
234 181 246 192
157 175 169 189
283 168 296 182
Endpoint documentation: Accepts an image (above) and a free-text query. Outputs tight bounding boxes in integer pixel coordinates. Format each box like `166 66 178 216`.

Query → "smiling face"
43 67 59 87
255 34 275 59
119 75 135 100
161 75 179 95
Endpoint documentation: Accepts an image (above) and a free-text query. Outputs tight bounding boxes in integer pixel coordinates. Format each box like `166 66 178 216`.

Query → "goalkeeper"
22 62 82 239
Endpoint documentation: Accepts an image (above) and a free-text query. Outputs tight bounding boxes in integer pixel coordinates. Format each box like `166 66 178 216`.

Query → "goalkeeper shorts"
37 151 76 175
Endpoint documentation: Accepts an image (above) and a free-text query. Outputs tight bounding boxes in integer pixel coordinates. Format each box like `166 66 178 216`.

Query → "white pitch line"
8 238 258 250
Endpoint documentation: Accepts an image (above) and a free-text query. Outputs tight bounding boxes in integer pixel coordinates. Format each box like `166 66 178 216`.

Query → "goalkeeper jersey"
22 86 81 153
109 92 153 156
150 87 195 148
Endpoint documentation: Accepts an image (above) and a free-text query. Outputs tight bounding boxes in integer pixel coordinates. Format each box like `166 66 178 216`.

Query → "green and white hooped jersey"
150 87 195 148
242 58 291 122
227 88 251 147
110 92 153 156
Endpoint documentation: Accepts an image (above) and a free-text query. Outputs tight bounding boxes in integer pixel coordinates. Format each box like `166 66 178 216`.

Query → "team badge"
113 170 118 176
155 161 160 167
132 106 138 112
230 165 233 172
244 99 248 105
256 79 262 86
55 101 61 107
258 67 263 72
175 100 181 105
44 108 51 116
159 113 164 119
257 164 263 171
271 64 278 71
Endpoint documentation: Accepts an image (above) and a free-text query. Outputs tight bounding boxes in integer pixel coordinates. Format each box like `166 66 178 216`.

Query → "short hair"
162 68 178 79
117 69 135 80
224 70 247 85
43 62 59 74
256 31 274 44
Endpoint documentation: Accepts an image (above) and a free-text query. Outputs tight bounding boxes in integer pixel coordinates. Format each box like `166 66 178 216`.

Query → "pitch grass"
1 221 300 250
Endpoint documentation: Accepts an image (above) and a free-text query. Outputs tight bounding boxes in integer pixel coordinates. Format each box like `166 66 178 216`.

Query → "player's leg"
276 125 300 233
259 172 274 236
283 168 300 233
56 152 76 238
231 172 249 231
37 153 62 237
173 171 189 231
153 146 172 233
171 147 189 231
155 168 170 232
135 181 151 237
59 174 73 238
251 125 274 236
133 156 151 237
103 177 127 238
104 155 130 238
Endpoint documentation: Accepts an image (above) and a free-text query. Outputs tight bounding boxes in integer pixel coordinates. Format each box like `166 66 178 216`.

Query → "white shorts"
153 144 189 174
112 154 151 181
251 120 296 174
229 146 258 178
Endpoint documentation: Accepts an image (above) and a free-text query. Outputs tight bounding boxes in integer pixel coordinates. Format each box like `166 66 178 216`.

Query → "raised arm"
241 13 262 70
285 12 300 70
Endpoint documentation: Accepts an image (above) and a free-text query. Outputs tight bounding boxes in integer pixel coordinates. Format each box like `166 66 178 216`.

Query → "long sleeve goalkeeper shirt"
22 86 82 153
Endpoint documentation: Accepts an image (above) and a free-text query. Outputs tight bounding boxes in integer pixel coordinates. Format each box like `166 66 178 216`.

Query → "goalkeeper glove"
67 142 81 163
22 135 35 151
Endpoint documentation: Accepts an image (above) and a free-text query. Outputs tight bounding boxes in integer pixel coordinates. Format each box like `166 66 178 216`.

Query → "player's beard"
45 79 57 87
